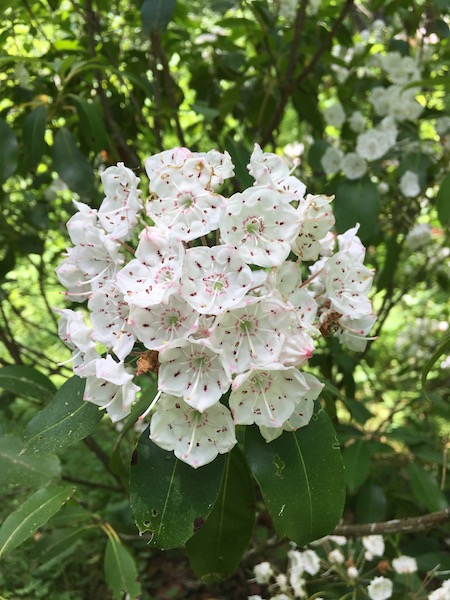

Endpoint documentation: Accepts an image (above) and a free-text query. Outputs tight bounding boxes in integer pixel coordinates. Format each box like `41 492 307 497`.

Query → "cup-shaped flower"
83 356 140 422
229 365 309 428
210 295 291 373
129 294 198 349
367 576 393 600
292 194 335 261
180 245 253 315
220 186 302 267
248 144 306 198
147 158 223 241
158 340 232 411
150 394 236 468
88 283 135 360
325 252 373 318
54 307 95 353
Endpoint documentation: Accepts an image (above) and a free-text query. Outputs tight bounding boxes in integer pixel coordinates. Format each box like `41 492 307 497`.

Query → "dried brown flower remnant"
137 350 160 375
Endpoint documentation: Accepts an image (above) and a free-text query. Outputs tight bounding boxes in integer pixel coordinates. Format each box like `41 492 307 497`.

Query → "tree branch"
334 508 450 537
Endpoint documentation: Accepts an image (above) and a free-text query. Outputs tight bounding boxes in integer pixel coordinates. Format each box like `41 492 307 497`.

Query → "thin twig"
62 475 122 493
334 508 450 537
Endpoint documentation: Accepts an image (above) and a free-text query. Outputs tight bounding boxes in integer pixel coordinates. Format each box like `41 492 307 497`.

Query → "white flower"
180 245 253 315
275 573 289 591
158 340 231 411
302 549 320 575
342 153 367 180
88 283 135 360
347 566 359 578
292 194 335 261
324 101 346 128
54 307 95 354
356 129 389 161
405 223 431 249
220 186 302 267
348 111 366 133
254 561 274 584
248 144 306 198
147 157 223 241
362 535 385 560
392 555 418 574
211 296 290 374
229 365 309 428
325 252 373 318
150 394 236 468
321 147 343 175
83 356 140 422
128 294 198 350
328 535 347 546
328 549 345 564
428 580 450 599
367 576 393 600
399 170 420 197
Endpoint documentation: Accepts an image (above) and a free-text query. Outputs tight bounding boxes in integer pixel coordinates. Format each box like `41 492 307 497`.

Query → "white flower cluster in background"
55 145 376 468
248 534 448 600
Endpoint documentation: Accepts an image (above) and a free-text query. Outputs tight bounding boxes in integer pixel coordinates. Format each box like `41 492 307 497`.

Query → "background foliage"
0 0 449 598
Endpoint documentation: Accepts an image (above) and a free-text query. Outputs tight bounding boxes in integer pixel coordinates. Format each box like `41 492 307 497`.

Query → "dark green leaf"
408 462 447 512
52 127 94 198
72 96 108 153
130 427 225 549
141 0 176 34
23 105 47 168
435 173 450 227
23 376 103 455
104 536 141 600
0 485 74 557
0 118 19 183
333 177 380 243
0 437 60 488
224 139 253 188
244 406 345 546
355 481 387 523
0 365 56 401
186 446 255 583
342 439 372 494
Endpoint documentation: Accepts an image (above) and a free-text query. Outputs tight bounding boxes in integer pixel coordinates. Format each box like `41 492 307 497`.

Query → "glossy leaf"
0 365 56 401
0 437 60 488
52 127 94 198
72 96 108 153
186 446 255 583
408 462 447 512
333 177 380 243
23 105 47 168
0 485 74 558
141 0 176 34
104 536 141 600
0 118 19 183
129 427 225 549
342 439 372 494
23 376 103 455
244 406 345 546
436 173 450 227
356 480 387 523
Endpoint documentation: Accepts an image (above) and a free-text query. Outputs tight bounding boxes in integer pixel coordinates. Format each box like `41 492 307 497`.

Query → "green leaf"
72 96 108 153
407 462 447 512
342 439 372 494
52 127 94 198
421 336 450 402
141 0 177 34
376 234 401 291
0 118 19 183
186 446 255 583
23 105 47 168
356 481 387 523
435 173 450 227
104 536 141 600
244 406 345 546
224 139 253 188
129 427 225 549
0 437 60 488
333 177 380 243
0 485 74 558
23 376 103 455
0 365 56 401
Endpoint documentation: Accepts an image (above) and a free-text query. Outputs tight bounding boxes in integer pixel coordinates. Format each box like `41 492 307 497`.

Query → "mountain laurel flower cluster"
55 145 376 468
